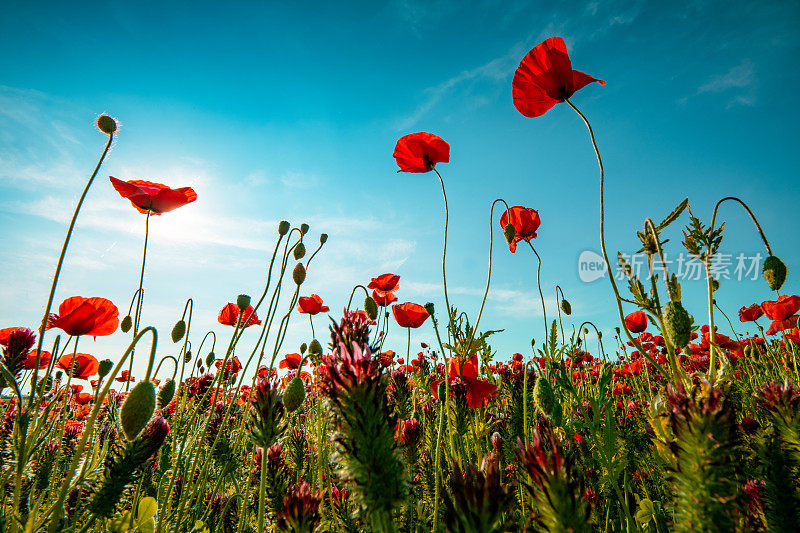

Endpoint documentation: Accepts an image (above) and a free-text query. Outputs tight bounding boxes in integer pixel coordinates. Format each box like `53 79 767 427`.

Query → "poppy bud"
96 114 117 134
171 320 186 343
424 302 435 316
309 339 322 355
293 242 306 260
158 379 175 409
503 223 516 245
597 331 603 339
560 299 572 315
205 352 215 368
710 278 719 292
97 359 114 379
283 376 306 412
300 223 310 235
278 220 290 235
762 255 787 291
320 233 328 244
237 294 251 312
293 263 306 285
300 342 307 355
437 380 447 400
533 376 555 417
184 352 192 364
120 315 132 333
615 327 621 336
531 338 535 348
364 296 378 320
664 301 692 349
120 380 156 440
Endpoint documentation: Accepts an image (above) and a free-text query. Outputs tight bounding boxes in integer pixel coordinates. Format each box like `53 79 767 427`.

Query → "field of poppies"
2 36 799 532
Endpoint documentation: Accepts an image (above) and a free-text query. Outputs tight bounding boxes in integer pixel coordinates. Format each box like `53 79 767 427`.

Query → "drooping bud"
120 380 156 440
283 376 306 412
300 223 310 235
293 263 306 285
309 339 322 355
320 233 328 244
364 296 378 320
300 342 308 355
424 302 435 316
97 359 114 379
96 114 117 134
237 294 251 312
664 301 692 349
503 223 516 245
158 379 176 409
293 242 306 260
171 320 186 343
205 352 215 368
762 255 787 291
531 338 535 348
184 352 192 364
278 220 290 235
560 299 572 316
120 315 132 333
710 278 719 292
533 376 555 417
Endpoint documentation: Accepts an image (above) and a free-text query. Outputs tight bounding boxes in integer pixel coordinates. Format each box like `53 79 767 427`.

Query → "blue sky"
1 0 799 378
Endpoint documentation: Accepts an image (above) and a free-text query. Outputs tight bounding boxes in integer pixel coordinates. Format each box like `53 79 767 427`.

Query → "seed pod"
283 376 306 412
560 299 572 316
293 242 306 260
158 379 176 409
710 278 720 292
762 255 787 291
97 359 114 379
533 376 555 417
309 339 322 355
96 114 117 134
293 263 306 285
503 223 516 245
205 352 215 368
237 294 251 312
364 296 378 320
120 315 132 333
300 342 308 355
120 380 156 440
424 302 435 316
664 301 692 349
300 223 310 235
184 351 192 364
320 233 328 244
278 220 290 235
171 320 186 343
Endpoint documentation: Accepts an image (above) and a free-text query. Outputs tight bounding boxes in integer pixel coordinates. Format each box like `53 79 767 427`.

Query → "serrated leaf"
657 198 689 231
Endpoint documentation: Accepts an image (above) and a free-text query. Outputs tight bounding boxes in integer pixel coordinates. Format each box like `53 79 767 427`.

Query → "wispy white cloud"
681 59 756 108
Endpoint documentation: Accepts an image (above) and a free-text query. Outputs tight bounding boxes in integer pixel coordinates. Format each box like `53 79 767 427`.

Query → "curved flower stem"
710 196 773 256
527 242 548 351
555 285 567 345
464 199 511 358
565 98 670 381
429 313 450 533
346 284 370 310
128 209 152 391
28 132 113 411
432 168 457 341
577 321 606 359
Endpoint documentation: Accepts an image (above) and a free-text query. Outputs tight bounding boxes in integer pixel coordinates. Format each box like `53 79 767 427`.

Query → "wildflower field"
2 35 800 533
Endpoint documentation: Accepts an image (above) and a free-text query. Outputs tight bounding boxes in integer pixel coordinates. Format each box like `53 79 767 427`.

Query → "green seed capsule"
120 381 156 440
158 379 176 409
364 296 378 320
283 376 306 412
171 320 186 343
763 255 787 291
294 242 306 260
293 263 306 285
120 315 132 333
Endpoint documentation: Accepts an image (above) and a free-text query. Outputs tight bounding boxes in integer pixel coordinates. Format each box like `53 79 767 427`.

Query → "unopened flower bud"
364 296 378 320
424 302 435 316
503 223 516 245
97 359 114 379
309 339 322 355
120 315 132 333
531 338 536 348
171 320 186 343
278 221 290 235
533 376 555 417
664 301 692 349
283 376 306 412
237 294 251 312
320 233 328 244
300 223 310 235
560 299 572 316
300 343 307 355
762 255 787 291
710 278 719 292
120 380 156 440
96 114 117 134
158 379 176 409
293 263 306 285
293 242 306 260
205 352 215 368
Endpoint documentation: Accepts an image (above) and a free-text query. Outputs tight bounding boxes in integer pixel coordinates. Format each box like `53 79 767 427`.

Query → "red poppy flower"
57 353 100 380
368 273 400 293
512 36 605 118
372 290 397 307
47 296 119 337
297 294 330 315
393 132 450 173
0 327 28 346
74 392 93 405
499 206 541 253
766 316 799 336
738 304 764 322
624 311 648 334
216 356 242 377
109 177 197 215
24 350 51 370
392 302 430 329
115 370 135 383
217 303 262 328
430 355 498 408
280 353 302 370
761 295 800 321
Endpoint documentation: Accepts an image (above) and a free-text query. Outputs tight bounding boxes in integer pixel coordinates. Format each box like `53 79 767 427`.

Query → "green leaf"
657 198 689 231
137 497 157 524
635 498 656 526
